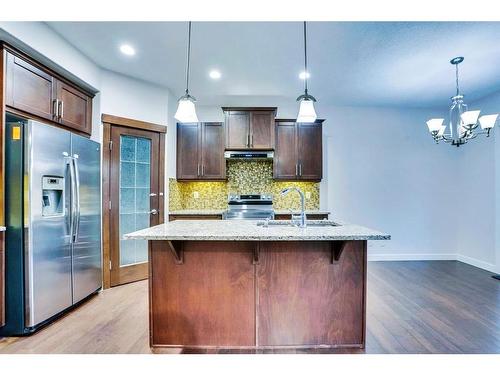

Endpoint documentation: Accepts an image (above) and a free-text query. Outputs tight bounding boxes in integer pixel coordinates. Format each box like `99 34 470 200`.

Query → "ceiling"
46 21 500 108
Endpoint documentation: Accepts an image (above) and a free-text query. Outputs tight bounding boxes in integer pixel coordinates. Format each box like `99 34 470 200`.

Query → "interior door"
110 126 160 286
71 134 102 303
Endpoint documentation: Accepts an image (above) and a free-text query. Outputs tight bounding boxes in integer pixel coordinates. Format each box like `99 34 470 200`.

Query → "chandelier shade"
426 57 498 147
479 114 498 130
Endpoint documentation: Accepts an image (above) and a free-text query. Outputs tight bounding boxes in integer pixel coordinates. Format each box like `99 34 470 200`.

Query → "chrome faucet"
281 187 306 228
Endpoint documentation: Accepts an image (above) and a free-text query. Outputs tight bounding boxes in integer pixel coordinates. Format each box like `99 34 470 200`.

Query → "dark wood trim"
168 214 223 221
101 114 166 134
158 132 166 224
221 107 277 112
101 115 166 289
275 118 325 123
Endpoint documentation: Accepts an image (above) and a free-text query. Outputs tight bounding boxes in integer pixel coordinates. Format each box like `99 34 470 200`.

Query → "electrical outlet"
305 191 311 199
193 191 199 199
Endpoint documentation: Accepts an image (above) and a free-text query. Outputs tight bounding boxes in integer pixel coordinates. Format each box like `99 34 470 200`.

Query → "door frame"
101 114 166 289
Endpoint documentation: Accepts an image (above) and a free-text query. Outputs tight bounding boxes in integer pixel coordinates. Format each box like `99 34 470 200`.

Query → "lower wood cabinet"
169 214 223 221
176 122 226 181
274 119 323 181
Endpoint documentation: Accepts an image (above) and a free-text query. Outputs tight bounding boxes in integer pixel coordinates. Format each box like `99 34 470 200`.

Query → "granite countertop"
168 209 330 216
124 219 390 241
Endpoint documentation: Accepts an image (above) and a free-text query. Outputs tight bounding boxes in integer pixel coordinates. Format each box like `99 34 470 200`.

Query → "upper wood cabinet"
223 107 276 150
176 122 226 181
4 48 94 136
273 119 323 181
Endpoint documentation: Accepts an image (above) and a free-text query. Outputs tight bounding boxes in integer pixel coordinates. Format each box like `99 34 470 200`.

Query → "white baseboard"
456 254 498 273
368 253 456 262
367 253 498 273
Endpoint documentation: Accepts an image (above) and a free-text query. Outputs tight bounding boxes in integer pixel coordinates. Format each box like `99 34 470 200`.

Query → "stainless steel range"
223 194 274 220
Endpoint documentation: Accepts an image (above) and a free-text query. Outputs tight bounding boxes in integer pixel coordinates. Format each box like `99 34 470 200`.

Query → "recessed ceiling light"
299 71 310 80
119 44 136 56
209 70 221 79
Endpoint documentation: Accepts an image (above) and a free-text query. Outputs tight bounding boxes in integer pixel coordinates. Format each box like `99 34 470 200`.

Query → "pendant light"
175 21 199 123
296 21 317 123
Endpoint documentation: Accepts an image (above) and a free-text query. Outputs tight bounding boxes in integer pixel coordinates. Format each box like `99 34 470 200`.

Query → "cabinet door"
297 123 322 181
250 111 275 149
56 80 92 135
273 121 298 180
5 52 55 121
225 111 250 149
201 122 226 180
176 123 200 180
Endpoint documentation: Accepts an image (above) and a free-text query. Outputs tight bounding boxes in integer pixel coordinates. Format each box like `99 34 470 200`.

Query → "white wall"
456 91 500 272
3 21 500 272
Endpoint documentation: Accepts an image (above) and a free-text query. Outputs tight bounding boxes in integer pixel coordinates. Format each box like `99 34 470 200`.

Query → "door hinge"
109 140 113 151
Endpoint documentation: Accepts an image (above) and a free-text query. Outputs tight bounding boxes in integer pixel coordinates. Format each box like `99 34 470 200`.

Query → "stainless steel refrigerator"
1 117 101 335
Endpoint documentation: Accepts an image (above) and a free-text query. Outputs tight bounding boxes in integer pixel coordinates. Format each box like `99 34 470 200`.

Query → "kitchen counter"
126 219 389 351
125 219 388 241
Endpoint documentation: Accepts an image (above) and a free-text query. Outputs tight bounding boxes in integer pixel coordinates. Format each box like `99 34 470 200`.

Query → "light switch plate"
193 191 199 199
305 192 311 199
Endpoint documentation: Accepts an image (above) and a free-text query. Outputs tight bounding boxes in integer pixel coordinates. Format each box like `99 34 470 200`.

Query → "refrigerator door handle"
72 154 81 242
69 154 77 243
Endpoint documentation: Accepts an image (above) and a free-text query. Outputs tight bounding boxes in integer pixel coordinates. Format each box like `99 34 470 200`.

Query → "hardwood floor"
0 261 499 354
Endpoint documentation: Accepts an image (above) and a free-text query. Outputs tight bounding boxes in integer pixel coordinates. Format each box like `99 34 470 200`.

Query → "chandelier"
426 57 498 147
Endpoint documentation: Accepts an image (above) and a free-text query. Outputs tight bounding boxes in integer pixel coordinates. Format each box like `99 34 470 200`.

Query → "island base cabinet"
149 240 366 350
257 241 365 347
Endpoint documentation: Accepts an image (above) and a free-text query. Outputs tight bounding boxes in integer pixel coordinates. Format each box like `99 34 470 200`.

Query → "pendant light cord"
303 21 308 95
185 21 192 95
455 63 460 96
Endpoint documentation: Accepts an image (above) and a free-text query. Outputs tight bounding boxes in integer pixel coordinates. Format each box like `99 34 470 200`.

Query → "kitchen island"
125 220 390 351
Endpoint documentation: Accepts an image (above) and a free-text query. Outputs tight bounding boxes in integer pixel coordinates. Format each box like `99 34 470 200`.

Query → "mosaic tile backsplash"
169 161 320 210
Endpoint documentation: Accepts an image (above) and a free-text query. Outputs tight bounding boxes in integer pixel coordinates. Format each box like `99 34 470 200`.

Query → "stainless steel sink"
256 220 340 227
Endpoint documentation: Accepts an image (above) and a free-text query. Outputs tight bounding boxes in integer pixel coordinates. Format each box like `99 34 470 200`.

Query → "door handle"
247 133 250 148
250 134 253 147
149 209 158 215
299 163 302 176
201 164 204 176
295 164 298 176
58 101 64 120
53 99 59 118
72 154 81 242
149 193 157 197
197 163 201 176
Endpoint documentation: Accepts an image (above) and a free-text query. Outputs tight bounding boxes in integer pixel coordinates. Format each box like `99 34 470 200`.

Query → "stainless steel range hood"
224 150 274 160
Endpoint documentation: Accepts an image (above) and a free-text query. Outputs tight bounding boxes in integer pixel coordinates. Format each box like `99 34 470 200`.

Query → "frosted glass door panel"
119 135 151 266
